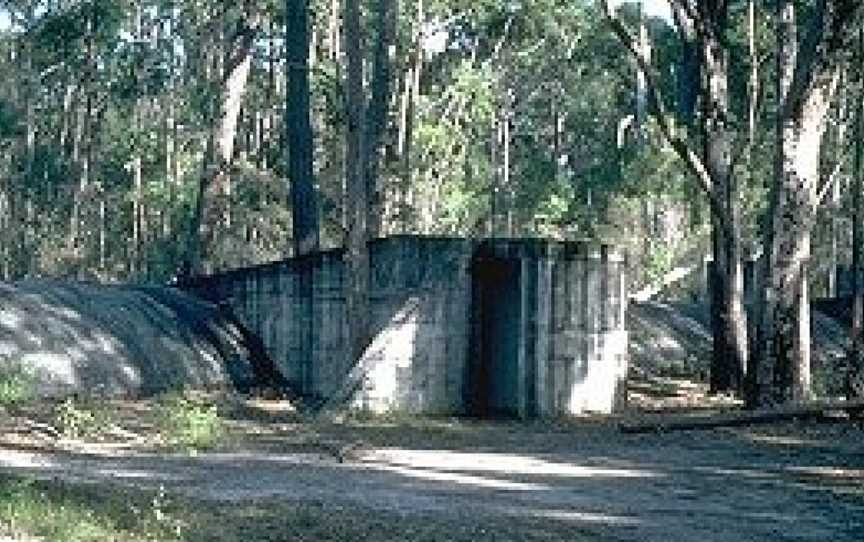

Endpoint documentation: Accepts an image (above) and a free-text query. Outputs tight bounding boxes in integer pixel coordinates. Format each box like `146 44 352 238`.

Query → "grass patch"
0 358 35 407
54 398 115 440
0 476 185 542
155 391 226 453
0 474 592 542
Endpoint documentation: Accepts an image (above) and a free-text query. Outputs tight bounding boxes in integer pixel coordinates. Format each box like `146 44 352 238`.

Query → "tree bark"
850 28 864 399
365 0 397 239
752 0 860 405
700 2 747 394
327 0 341 61
610 0 747 395
187 5 256 276
344 0 371 363
399 0 424 234
286 0 320 257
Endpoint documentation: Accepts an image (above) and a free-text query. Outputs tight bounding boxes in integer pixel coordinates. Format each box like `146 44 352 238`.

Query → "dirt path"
2 421 862 542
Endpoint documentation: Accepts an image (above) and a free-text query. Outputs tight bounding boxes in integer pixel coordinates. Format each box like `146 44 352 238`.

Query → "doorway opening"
469 257 522 417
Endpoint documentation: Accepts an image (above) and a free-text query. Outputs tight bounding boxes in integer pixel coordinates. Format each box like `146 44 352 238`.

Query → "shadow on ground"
1 413 862 542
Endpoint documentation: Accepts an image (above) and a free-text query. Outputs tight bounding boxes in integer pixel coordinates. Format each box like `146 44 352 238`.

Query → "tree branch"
783 0 862 122
601 0 730 236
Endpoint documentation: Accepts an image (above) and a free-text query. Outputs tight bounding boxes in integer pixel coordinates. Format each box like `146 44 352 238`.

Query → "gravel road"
2 422 862 542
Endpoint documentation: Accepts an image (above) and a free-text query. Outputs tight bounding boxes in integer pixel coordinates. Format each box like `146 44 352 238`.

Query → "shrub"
54 398 113 440
0 359 35 407
155 392 225 453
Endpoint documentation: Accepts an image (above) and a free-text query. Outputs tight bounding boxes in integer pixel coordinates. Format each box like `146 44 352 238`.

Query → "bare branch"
817 161 844 206
600 0 730 234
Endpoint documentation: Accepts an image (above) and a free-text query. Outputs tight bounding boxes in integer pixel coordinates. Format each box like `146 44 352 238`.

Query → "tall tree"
698 0 748 394
848 27 864 400
286 0 319 257
603 0 748 395
752 0 863 405
187 1 258 275
365 0 397 238
397 0 423 234
344 0 370 362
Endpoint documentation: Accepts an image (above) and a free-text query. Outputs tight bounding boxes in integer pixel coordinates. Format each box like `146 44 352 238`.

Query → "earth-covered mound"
628 300 849 396
0 281 287 398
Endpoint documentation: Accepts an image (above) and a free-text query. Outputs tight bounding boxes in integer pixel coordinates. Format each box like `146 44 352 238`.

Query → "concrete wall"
184 236 628 416
469 241 628 417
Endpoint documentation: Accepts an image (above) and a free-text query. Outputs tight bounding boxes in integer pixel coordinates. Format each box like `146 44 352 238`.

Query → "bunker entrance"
471 257 522 417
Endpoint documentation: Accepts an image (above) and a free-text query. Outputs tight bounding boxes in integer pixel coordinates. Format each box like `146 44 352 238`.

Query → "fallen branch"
620 398 864 434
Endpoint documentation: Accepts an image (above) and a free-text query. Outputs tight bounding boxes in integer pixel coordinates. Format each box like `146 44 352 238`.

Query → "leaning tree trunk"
187 10 255 276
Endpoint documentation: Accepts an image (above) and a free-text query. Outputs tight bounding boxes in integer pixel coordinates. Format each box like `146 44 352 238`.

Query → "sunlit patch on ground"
1 393 863 541
359 448 660 479
627 374 743 411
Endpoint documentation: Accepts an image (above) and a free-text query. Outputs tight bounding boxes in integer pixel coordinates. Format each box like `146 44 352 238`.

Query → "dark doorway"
470 257 522 417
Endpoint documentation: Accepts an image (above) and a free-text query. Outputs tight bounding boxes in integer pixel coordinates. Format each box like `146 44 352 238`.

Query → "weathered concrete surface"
184 236 629 417
0 281 280 398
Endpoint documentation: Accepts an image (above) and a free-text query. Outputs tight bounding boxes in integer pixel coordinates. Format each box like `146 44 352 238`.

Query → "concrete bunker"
183 236 628 417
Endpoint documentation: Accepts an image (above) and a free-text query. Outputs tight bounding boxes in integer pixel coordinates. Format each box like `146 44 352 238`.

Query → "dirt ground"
1 390 863 542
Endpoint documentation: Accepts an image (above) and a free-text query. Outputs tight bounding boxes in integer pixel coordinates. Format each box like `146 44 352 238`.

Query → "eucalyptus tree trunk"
162 5 176 243
671 0 748 394
344 0 371 362
327 0 341 61
399 0 426 233
397 0 424 234
828 71 849 298
365 0 397 239
132 150 143 277
187 6 256 275
635 6 651 138
503 90 513 236
752 0 860 405
69 5 96 276
164 73 176 240
490 112 501 235
849 28 864 400
11 13 34 278
0 159 7 281
747 0 759 212
702 3 747 394
263 14 276 171
131 6 143 278
286 0 320 257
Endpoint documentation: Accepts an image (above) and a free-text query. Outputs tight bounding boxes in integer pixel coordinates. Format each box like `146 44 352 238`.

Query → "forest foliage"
0 0 699 285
